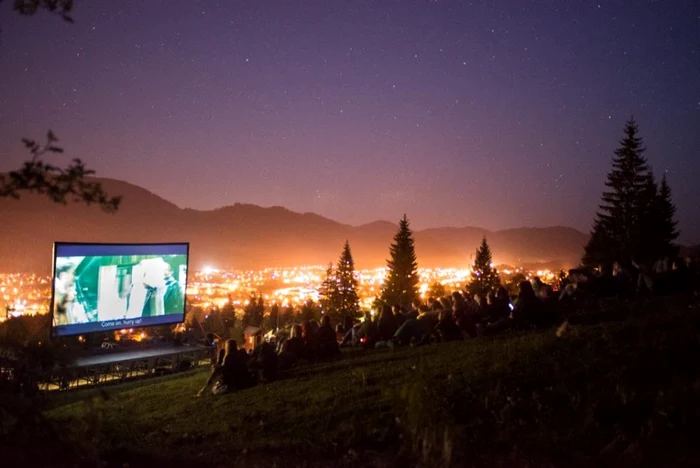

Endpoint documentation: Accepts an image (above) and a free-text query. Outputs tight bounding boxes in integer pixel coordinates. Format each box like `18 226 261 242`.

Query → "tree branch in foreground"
0 131 121 213
10 0 74 23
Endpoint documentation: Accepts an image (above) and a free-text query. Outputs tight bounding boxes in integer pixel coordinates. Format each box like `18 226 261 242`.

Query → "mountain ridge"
0 177 589 273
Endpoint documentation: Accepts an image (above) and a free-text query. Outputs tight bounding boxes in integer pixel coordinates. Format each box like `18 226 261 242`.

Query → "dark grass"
11 305 700 467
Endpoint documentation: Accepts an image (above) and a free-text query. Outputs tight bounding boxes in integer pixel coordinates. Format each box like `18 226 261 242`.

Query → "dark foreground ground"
4 300 700 467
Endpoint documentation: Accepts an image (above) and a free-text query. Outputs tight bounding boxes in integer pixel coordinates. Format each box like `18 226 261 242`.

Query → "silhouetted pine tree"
281 305 295 327
220 295 236 336
582 220 614 267
203 307 228 339
319 263 339 315
300 299 321 322
380 214 419 307
467 237 501 296
242 294 265 328
335 241 360 320
264 303 280 331
629 171 657 261
583 119 651 266
654 174 679 258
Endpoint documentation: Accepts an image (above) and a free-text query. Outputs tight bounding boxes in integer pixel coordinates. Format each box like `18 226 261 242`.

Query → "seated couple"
196 339 255 396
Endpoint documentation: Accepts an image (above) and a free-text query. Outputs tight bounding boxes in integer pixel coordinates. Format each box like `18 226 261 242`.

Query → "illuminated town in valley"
0 265 560 322
0 273 52 318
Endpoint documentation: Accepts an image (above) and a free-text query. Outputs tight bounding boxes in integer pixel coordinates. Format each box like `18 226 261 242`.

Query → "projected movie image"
52 243 188 337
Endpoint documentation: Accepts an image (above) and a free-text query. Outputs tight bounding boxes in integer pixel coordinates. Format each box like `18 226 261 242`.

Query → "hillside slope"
41 309 700 467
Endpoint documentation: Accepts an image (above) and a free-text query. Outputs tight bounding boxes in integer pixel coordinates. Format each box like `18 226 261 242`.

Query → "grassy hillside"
14 305 700 467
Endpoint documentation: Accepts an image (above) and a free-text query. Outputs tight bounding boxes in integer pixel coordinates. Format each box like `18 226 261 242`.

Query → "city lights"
0 265 561 322
0 273 51 321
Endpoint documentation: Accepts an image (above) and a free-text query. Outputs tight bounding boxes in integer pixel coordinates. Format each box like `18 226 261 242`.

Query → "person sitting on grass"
335 323 346 342
392 305 436 346
407 300 421 320
510 281 542 329
455 299 479 338
451 291 467 315
531 276 554 299
480 286 512 334
341 318 363 347
196 339 254 396
301 320 319 361
472 293 489 322
251 340 278 383
377 304 398 342
316 314 341 359
279 324 304 369
433 309 463 342
356 311 379 349
343 315 354 335
392 304 406 327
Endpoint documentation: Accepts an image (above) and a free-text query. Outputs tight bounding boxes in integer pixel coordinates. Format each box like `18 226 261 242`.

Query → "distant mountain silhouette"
0 178 588 273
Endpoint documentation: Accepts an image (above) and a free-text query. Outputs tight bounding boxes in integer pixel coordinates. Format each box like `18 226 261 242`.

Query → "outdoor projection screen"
51 243 189 337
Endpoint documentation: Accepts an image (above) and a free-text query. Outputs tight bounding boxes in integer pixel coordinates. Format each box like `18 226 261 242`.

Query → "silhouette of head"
518 281 536 298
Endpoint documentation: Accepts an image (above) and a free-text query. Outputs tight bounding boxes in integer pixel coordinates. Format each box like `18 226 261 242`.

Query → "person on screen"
53 264 75 326
53 264 89 326
126 258 168 319
126 264 147 319
142 258 168 317
163 263 184 313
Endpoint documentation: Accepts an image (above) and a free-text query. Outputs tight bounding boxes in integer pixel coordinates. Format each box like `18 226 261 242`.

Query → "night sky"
1 1 699 242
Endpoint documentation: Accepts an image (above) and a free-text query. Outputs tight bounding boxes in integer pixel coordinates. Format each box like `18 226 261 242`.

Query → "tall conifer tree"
242 293 265 327
220 295 237 334
319 263 339 316
632 171 659 261
335 240 361 320
380 214 419 307
583 119 651 266
654 173 679 258
281 305 295 327
264 303 280 331
467 237 501 296
300 299 321 322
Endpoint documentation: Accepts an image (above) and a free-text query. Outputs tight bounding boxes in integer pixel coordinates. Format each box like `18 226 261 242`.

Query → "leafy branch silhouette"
0 131 121 212
10 0 74 23
2 2 121 212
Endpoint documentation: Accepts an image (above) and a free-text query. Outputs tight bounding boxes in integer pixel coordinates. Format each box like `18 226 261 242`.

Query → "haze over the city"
1 0 699 242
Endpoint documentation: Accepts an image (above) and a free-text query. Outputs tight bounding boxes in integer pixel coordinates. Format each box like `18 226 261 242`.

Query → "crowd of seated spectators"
198 255 700 396
559 256 699 303
330 278 565 350
197 315 341 396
